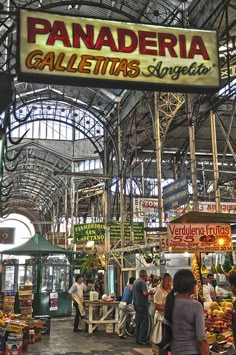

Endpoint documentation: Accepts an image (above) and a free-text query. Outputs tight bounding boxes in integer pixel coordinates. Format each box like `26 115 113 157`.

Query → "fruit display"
200 264 208 275
191 253 203 299
211 264 217 274
205 300 233 347
222 256 232 273
216 264 224 274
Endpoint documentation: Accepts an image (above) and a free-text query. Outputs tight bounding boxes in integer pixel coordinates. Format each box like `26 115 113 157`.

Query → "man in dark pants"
133 269 149 345
68 274 88 332
228 272 236 349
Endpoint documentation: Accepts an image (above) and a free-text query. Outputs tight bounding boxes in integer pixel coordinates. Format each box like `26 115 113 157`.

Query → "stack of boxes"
3 293 16 314
18 286 33 319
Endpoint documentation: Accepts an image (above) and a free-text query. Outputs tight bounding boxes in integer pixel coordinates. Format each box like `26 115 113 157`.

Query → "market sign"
17 9 220 92
165 201 236 222
133 198 159 218
0 227 15 244
167 223 233 253
74 222 144 243
163 178 190 211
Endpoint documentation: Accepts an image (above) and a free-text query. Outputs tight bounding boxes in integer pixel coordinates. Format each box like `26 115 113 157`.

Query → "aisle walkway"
24 318 152 355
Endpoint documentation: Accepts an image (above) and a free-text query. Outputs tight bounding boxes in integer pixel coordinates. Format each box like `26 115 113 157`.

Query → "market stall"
1 233 73 317
166 218 236 353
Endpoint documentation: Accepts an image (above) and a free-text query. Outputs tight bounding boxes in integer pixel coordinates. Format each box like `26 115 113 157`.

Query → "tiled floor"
24 318 152 355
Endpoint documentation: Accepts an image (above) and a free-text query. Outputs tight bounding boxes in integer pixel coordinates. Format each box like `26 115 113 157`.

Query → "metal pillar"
210 111 221 212
64 179 68 249
186 95 199 211
117 98 125 247
154 92 163 227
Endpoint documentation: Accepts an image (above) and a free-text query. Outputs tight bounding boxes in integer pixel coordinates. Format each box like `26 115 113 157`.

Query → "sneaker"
78 327 83 331
73 329 80 333
119 334 126 339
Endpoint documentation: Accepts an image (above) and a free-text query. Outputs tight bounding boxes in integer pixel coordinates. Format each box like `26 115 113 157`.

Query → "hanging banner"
74 222 144 243
165 201 236 222
167 223 233 253
17 9 220 93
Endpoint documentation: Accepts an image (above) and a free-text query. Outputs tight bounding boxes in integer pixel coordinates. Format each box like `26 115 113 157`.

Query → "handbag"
157 318 172 351
151 311 163 344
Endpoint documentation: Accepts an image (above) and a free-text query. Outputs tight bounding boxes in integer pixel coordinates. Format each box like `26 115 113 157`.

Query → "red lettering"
28 17 51 43
95 27 118 51
139 31 157 55
158 33 177 57
179 35 187 58
118 29 138 53
73 24 94 49
47 21 71 47
188 36 210 59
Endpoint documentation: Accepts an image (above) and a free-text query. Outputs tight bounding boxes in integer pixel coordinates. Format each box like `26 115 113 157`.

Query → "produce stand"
165 213 236 354
83 300 119 334
1 233 73 317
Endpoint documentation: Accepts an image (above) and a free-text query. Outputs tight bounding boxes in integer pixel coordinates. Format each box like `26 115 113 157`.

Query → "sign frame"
167 223 233 253
17 9 220 94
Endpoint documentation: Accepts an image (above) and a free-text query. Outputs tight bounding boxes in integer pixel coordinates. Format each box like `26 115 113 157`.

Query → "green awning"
1 233 72 256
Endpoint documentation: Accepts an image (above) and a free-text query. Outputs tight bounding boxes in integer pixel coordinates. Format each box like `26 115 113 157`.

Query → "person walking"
133 269 149 345
68 274 90 332
164 269 209 355
118 277 136 339
153 273 172 355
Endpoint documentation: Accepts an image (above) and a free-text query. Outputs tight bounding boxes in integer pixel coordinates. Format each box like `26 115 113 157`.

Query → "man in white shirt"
203 273 216 309
68 274 88 332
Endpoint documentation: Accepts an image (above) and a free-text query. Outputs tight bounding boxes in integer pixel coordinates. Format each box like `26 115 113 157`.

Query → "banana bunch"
211 264 217 274
230 265 236 273
191 253 203 299
200 264 208 275
216 264 224 274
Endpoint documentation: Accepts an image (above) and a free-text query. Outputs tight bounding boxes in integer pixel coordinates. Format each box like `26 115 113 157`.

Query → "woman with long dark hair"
164 269 209 355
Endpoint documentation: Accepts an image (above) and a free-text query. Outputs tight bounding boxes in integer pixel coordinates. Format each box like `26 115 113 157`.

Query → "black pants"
134 304 148 343
74 302 81 330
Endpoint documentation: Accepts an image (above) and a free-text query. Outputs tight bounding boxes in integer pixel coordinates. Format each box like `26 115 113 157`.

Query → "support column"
70 163 76 251
210 111 221 212
186 95 199 211
154 92 163 227
64 179 68 249
117 98 125 248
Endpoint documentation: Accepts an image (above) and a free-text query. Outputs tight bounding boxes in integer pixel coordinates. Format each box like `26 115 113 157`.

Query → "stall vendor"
203 273 216 309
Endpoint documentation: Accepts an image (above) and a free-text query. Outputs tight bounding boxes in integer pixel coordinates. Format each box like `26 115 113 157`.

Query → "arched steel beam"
12 98 119 161
31 0 152 23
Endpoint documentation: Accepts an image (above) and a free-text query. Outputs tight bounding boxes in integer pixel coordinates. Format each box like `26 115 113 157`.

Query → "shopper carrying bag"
151 311 163 344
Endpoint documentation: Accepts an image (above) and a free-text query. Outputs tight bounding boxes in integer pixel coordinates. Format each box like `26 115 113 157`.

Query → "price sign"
160 235 169 252
167 223 233 253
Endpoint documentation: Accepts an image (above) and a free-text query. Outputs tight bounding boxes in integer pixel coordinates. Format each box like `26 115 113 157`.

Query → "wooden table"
83 300 119 334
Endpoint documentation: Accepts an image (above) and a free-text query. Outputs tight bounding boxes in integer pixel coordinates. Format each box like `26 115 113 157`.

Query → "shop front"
1 233 73 317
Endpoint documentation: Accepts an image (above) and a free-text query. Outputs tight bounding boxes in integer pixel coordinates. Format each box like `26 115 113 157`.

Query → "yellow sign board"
167 223 233 253
17 9 220 92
